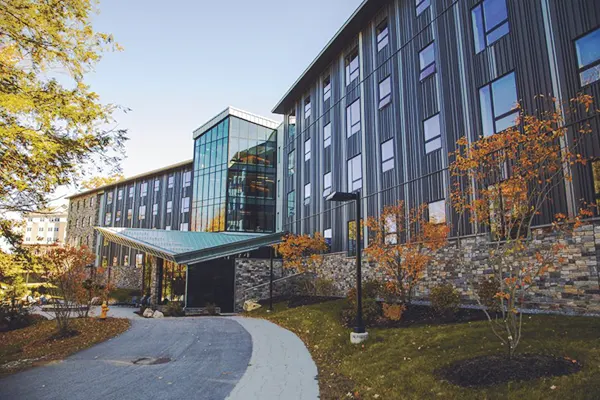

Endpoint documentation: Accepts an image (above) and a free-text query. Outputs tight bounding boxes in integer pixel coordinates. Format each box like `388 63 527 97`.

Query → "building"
66 108 285 312
270 0 600 312
22 205 68 254
273 0 600 252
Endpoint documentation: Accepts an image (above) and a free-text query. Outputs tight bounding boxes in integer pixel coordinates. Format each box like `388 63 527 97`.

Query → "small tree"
450 93 596 358
364 201 449 304
44 246 94 336
274 233 328 294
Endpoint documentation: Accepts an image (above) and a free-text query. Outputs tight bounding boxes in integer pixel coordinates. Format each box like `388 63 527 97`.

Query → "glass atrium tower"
191 107 279 233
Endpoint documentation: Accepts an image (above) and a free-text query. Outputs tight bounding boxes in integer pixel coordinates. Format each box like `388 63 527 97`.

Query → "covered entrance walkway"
95 228 283 312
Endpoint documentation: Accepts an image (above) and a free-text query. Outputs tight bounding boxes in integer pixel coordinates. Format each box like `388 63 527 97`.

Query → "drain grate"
132 357 171 365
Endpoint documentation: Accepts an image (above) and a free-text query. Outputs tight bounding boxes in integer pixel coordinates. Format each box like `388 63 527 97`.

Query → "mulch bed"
436 354 583 387
371 304 492 328
259 295 342 309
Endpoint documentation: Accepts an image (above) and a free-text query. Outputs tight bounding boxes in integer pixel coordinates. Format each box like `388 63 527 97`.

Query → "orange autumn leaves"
364 201 449 304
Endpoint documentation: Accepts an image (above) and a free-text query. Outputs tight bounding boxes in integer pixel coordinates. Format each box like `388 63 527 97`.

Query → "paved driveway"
0 317 253 400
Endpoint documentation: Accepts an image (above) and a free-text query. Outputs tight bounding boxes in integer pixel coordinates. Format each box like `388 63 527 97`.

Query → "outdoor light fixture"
326 191 368 344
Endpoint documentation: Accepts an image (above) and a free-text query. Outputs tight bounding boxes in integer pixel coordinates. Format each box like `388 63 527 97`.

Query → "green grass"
252 300 600 400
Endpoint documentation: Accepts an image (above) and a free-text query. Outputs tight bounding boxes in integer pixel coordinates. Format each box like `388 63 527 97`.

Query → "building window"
381 139 395 172
136 254 143 267
324 228 332 249
346 99 361 138
304 96 311 119
347 154 362 192
115 210 121 222
288 150 295 176
324 123 331 148
472 0 509 54
345 50 359 84
323 172 332 197
154 180 160 192
592 160 600 209
128 186 134 197
424 114 442 154
288 114 296 140
107 192 113 204
152 203 158 216
55 227 59 231
124 255 129 266
138 205 146 220
416 0 430 16
167 200 173 213
479 72 518 137
304 138 311 161
39 227 44 232
376 20 389 52
379 76 392 109
117 189 123 201
112 256 117 266
428 200 446 224
182 197 190 213
183 171 192 187
127 208 132 220
287 191 296 217
304 183 311 205
104 212 111 225
140 182 148 197
575 28 600 86
168 175 174 188
26 227 32 232
419 42 436 81
323 76 331 102
180 222 189 231
25 237 30 242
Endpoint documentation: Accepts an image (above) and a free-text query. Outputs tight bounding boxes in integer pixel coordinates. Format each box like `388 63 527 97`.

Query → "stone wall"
235 258 297 311
66 192 101 251
309 223 600 314
107 265 143 290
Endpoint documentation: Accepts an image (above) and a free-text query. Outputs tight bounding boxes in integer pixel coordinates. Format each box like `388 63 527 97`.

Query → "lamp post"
326 190 368 344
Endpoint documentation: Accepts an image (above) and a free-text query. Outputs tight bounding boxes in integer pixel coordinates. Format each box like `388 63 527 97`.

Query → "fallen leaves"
0 317 130 376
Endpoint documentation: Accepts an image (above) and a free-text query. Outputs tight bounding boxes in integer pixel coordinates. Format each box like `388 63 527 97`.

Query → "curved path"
0 313 319 400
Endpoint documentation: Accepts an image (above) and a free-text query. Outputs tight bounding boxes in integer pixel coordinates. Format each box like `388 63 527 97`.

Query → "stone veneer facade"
66 192 101 252
309 223 600 314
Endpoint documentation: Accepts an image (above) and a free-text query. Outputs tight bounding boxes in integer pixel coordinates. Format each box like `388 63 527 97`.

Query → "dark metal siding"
280 0 600 252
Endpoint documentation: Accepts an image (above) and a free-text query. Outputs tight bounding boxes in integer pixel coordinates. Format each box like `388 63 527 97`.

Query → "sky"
84 0 364 179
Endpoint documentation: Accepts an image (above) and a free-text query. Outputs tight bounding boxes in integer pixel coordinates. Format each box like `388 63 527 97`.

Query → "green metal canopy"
95 227 284 265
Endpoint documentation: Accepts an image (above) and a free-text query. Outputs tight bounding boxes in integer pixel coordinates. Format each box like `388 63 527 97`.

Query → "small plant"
205 302 218 316
382 303 405 321
163 301 184 317
315 277 337 296
476 278 502 313
347 279 383 303
430 283 461 316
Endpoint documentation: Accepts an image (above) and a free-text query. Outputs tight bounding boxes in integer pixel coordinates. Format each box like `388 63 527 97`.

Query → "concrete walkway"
226 317 319 400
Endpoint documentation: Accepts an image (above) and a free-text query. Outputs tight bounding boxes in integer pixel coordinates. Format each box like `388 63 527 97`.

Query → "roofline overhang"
271 0 387 114
94 227 285 265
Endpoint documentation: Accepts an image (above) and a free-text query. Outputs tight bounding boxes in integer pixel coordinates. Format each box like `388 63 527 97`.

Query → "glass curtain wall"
192 118 229 232
192 116 277 233
226 117 277 232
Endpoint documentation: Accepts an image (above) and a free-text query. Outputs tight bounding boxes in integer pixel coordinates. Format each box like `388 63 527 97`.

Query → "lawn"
0 317 130 376
253 300 600 400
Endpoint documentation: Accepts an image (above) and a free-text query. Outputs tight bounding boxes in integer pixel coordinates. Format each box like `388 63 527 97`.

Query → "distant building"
22 205 68 254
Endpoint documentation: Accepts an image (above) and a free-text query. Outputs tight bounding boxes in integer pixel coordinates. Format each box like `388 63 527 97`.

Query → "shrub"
205 302 218 315
341 297 381 327
163 302 184 317
382 303 406 321
0 305 36 332
315 277 337 296
476 278 502 312
430 283 461 316
347 279 383 303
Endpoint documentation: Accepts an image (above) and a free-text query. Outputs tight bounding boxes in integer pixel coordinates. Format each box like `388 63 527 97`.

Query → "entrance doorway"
186 258 235 313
